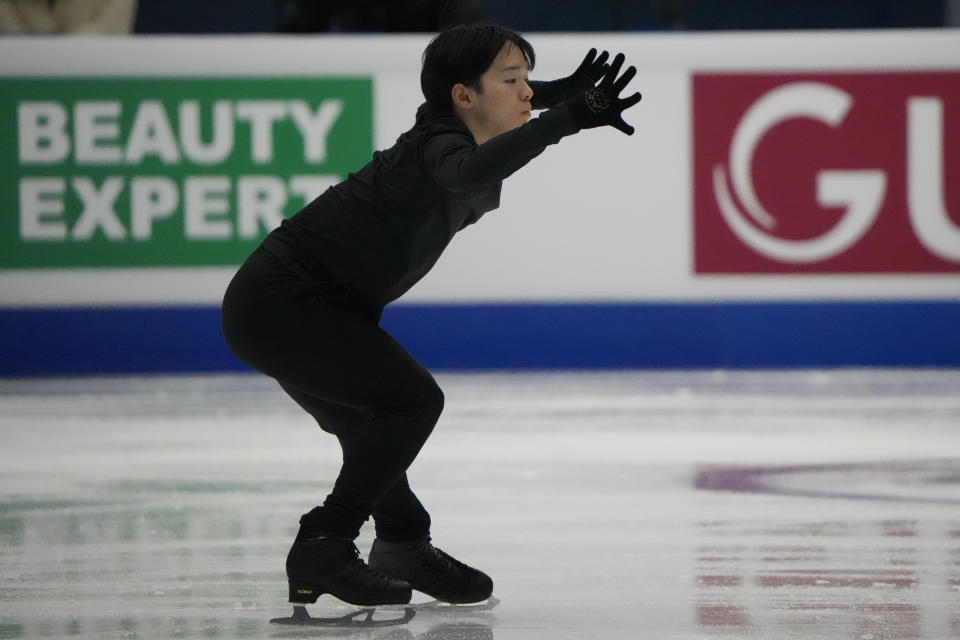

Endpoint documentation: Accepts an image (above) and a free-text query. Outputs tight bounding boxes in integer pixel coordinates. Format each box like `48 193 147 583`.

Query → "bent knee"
375 380 444 427
422 381 444 423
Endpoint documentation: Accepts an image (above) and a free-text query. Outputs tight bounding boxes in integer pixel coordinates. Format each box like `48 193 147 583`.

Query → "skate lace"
414 539 470 582
343 542 401 589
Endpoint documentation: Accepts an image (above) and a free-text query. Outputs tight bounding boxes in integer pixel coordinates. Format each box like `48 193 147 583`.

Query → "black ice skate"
271 535 415 627
285 535 412 606
368 537 494 605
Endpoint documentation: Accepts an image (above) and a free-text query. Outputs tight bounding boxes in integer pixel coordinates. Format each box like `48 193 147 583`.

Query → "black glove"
564 52 642 135
529 48 610 109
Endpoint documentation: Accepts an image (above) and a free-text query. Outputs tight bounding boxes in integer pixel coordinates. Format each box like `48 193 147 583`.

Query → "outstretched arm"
424 53 642 191
424 107 579 192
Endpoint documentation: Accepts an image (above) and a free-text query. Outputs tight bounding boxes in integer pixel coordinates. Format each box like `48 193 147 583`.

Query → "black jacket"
261 90 579 312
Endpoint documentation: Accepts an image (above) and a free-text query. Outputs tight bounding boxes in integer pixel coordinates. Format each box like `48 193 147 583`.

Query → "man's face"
466 42 533 143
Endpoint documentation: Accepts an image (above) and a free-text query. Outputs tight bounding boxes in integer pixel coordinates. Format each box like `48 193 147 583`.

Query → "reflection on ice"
695 513 960 637
695 459 960 504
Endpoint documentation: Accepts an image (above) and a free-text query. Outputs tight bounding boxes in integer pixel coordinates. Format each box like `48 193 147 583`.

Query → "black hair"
420 23 535 117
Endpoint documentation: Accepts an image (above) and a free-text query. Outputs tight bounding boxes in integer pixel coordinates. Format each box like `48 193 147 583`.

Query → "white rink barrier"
0 31 958 373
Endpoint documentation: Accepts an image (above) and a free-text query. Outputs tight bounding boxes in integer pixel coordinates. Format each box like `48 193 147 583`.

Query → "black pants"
221 247 440 541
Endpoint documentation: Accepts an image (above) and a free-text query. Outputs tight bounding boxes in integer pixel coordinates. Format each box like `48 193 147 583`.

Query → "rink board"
2 301 958 375
1 32 958 374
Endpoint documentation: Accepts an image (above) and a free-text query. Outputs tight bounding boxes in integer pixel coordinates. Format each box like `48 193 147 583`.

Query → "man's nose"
521 80 533 101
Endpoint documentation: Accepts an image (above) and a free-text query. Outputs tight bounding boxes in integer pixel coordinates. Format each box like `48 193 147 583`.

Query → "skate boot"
368 537 493 604
286 534 412 606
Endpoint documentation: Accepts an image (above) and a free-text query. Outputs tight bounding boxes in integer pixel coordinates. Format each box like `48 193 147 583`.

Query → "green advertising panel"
0 77 373 268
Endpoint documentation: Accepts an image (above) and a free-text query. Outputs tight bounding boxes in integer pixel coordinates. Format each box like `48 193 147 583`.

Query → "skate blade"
381 595 500 614
269 604 415 627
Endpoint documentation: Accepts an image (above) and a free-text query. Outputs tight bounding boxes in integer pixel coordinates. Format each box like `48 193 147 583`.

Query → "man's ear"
451 83 473 111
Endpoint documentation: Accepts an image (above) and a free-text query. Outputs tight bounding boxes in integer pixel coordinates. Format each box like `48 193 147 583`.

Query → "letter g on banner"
712 82 886 263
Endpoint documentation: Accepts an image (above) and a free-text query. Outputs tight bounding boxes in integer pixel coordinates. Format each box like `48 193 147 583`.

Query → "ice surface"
1 370 958 639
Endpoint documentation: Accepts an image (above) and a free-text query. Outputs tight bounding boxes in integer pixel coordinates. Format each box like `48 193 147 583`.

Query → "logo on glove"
584 88 610 114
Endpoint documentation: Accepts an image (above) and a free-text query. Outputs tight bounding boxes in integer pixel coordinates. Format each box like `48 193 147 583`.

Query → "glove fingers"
612 65 637 94
603 53 626 86
591 50 610 72
618 91 643 109
577 48 598 73
613 118 635 136
612 91 642 135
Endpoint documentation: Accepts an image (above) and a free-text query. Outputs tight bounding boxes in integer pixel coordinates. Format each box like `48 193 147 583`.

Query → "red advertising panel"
693 72 960 273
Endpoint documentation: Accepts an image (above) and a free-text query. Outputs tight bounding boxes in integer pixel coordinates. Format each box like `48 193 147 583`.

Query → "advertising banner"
693 72 960 273
1 77 373 269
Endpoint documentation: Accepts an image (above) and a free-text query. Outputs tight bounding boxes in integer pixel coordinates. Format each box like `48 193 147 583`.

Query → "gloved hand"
554 48 611 96
529 48 610 109
564 52 642 135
